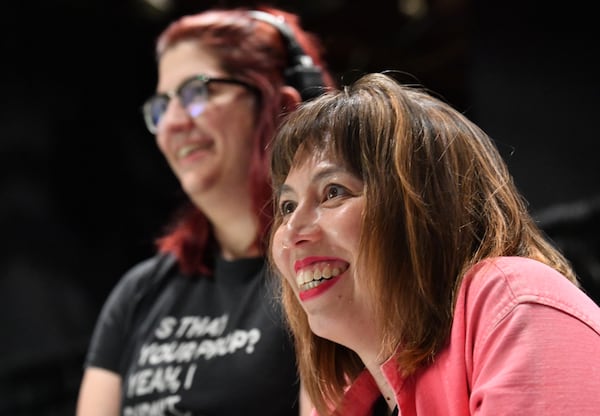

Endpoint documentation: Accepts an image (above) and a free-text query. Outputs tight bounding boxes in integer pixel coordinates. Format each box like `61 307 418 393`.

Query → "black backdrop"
1 0 598 414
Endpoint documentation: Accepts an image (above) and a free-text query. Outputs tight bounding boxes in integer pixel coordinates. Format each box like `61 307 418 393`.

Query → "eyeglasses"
142 74 257 134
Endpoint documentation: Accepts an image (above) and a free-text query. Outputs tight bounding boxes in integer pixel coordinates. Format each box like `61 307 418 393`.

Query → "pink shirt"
323 257 600 415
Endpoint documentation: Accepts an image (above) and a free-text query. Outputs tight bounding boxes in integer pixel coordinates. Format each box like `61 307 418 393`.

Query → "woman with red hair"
77 6 335 416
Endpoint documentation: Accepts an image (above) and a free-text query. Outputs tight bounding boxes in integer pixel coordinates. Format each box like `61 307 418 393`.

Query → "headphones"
248 10 327 101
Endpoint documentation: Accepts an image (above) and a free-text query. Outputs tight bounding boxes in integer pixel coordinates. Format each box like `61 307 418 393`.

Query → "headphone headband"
248 10 326 101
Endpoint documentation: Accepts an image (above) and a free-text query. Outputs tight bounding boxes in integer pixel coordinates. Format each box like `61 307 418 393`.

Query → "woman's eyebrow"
276 183 294 198
276 165 351 199
312 166 346 182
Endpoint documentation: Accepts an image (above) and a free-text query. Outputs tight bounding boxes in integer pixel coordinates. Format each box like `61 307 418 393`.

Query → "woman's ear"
280 86 302 113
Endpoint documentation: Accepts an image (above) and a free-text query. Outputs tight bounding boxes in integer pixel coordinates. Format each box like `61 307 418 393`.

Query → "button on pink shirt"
320 257 600 415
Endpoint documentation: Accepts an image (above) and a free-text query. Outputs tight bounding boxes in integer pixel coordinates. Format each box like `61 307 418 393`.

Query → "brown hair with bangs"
269 72 577 415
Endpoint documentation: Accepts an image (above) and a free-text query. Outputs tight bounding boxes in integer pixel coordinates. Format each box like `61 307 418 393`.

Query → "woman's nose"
282 203 321 247
160 98 194 131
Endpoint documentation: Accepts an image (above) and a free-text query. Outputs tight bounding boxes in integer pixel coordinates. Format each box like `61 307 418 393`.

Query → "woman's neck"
208 203 261 260
362 353 398 413
192 186 261 260
215 217 261 260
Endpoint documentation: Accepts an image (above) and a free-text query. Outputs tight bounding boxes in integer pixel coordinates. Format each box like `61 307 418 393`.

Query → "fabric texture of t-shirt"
319 256 600 416
85 253 300 416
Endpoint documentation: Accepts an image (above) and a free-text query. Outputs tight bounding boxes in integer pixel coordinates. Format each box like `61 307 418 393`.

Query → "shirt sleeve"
83 256 163 373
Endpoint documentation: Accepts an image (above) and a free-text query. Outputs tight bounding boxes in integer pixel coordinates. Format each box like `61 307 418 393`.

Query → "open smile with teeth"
177 142 212 158
296 263 349 291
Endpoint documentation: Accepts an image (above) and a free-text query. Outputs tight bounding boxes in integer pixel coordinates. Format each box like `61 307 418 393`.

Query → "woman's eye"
325 184 348 200
279 200 296 216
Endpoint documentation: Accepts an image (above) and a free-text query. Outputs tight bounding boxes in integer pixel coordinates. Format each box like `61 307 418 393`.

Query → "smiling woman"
269 72 600 416
152 38 261 210
273 160 363 307
272 156 370 350
76 6 335 416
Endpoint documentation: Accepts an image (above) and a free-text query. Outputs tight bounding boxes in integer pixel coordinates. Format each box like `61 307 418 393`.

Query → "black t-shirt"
85 253 299 416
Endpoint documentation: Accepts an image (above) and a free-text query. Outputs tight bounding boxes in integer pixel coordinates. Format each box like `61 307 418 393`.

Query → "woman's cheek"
271 229 288 277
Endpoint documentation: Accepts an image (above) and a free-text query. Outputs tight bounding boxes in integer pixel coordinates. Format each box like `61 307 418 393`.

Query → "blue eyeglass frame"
142 74 258 134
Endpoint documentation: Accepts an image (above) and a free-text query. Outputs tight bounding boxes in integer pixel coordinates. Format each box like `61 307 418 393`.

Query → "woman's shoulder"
461 256 600 330
123 252 176 280
108 252 178 303
466 257 582 298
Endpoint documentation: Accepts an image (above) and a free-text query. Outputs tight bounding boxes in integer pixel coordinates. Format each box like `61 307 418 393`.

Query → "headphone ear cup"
285 63 326 101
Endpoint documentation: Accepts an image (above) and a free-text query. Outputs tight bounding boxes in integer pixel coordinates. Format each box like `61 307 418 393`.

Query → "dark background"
1 0 598 413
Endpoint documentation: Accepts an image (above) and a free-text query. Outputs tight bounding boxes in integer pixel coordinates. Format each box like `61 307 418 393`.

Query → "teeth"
177 142 211 158
295 270 313 286
303 280 321 290
178 144 199 158
295 264 345 289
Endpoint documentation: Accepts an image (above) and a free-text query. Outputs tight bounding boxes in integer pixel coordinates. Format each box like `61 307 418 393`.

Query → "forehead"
282 151 355 190
290 152 329 172
293 130 350 163
157 40 223 91
288 145 347 173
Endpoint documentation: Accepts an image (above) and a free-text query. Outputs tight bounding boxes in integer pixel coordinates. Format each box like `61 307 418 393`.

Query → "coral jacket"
319 257 600 416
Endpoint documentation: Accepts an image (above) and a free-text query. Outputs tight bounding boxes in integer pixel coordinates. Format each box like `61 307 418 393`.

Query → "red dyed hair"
155 6 335 275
